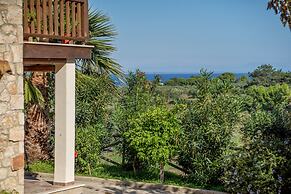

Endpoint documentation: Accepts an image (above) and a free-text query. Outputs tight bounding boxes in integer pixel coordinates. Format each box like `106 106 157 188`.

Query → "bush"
223 84 291 193
113 70 165 170
178 72 242 185
124 107 182 182
246 83 291 111
75 124 107 175
223 112 285 193
76 72 116 127
249 64 291 86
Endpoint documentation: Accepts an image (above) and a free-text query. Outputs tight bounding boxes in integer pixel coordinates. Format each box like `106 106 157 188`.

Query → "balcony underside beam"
24 42 93 60
24 64 56 72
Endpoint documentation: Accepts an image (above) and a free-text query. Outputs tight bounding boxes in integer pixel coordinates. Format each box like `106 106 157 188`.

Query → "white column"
54 61 75 185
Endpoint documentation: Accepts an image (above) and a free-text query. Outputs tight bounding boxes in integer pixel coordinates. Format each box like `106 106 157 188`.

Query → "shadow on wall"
0 60 11 79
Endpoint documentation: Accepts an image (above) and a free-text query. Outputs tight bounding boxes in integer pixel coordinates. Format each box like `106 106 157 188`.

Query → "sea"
145 73 248 82
114 73 248 85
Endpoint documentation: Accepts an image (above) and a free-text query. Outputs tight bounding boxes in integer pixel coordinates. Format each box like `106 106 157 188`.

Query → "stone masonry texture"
0 0 24 193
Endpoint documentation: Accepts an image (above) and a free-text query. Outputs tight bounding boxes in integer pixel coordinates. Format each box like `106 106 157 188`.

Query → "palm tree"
77 10 124 79
24 76 44 106
24 72 52 163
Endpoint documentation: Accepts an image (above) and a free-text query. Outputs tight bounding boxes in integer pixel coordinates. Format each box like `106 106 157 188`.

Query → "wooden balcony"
23 0 92 71
24 0 89 42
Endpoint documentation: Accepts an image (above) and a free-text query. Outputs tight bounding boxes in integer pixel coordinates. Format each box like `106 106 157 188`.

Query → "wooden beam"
24 42 92 59
24 65 55 72
24 58 67 65
24 33 87 41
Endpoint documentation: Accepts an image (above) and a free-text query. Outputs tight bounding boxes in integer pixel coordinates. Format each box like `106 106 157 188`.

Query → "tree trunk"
25 104 50 162
122 140 125 167
25 72 52 163
159 162 164 183
133 156 137 175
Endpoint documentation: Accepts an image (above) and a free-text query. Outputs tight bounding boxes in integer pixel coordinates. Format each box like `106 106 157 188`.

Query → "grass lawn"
28 151 224 192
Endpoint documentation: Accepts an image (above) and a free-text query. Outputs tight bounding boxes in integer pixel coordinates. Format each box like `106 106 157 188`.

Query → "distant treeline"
162 64 291 86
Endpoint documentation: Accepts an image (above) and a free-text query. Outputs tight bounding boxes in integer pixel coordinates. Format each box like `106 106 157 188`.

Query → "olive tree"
179 71 243 185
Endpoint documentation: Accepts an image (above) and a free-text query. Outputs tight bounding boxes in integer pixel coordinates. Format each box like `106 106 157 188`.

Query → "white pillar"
54 61 75 185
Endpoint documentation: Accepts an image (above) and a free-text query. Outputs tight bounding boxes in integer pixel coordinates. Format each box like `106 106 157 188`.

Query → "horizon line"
123 72 250 74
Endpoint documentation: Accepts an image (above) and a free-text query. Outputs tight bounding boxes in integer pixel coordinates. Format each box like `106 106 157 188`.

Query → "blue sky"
90 0 291 73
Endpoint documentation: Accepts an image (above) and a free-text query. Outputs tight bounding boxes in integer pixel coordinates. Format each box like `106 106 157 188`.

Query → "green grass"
84 163 223 191
28 156 223 192
28 160 54 173
0 191 18 194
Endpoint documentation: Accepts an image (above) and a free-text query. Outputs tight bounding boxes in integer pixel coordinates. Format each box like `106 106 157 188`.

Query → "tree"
153 74 162 85
124 107 181 183
24 72 53 162
249 64 291 86
223 84 291 193
75 124 107 175
77 10 124 79
76 71 115 127
268 0 291 29
179 71 242 185
246 83 291 111
113 70 164 170
218 72 236 83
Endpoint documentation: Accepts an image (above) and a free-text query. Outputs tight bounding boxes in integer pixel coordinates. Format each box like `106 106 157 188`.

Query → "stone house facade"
0 0 24 193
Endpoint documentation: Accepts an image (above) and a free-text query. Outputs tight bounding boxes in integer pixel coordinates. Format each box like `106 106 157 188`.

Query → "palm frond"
78 9 125 81
24 78 45 107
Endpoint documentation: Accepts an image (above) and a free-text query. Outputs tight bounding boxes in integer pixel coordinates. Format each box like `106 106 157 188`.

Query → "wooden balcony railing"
23 0 89 42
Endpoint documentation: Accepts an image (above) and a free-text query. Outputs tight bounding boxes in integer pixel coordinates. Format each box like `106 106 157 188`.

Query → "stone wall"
0 0 24 193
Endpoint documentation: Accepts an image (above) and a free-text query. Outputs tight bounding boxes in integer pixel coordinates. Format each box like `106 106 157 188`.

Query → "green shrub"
246 83 291 111
75 124 107 175
179 71 242 185
76 72 116 127
223 84 291 193
165 77 200 86
249 64 291 86
124 107 182 182
223 142 284 193
222 110 289 193
218 72 236 83
113 70 165 170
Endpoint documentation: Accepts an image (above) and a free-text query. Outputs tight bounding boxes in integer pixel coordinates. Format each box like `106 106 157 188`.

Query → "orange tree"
124 107 182 183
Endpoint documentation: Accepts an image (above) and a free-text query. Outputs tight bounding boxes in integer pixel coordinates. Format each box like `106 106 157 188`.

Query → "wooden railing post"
82 0 89 38
66 0 71 37
29 0 35 33
76 2 81 37
54 0 59 36
60 0 65 37
48 0 53 35
72 2 76 37
43 0 48 35
36 0 41 34
23 0 29 34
